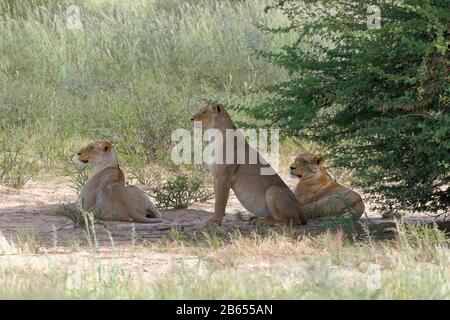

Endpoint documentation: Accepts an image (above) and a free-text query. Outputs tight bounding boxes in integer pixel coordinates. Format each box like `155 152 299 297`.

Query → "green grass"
0 0 294 188
0 223 449 299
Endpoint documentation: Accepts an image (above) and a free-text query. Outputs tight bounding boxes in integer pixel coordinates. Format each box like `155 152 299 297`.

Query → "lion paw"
205 216 223 226
250 217 285 226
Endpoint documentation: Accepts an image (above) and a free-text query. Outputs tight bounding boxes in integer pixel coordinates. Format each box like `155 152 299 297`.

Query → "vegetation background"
0 0 449 300
0 0 448 212
0 0 294 190
249 0 449 215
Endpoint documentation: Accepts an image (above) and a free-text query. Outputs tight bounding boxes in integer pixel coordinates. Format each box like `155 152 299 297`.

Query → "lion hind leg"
265 186 308 225
250 216 288 226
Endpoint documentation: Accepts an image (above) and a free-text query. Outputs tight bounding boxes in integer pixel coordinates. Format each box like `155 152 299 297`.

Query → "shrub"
61 203 105 231
0 133 39 189
251 0 449 214
153 174 213 209
15 229 41 254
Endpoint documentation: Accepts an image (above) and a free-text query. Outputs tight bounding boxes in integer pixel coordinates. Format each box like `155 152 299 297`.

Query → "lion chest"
78 179 102 211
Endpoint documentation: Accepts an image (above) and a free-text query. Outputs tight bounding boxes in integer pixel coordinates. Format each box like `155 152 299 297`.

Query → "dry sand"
0 173 444 249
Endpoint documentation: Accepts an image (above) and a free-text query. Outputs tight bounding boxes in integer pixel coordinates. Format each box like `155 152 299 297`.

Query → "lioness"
76 140 161 223
191 103 308 226
290 153 364 219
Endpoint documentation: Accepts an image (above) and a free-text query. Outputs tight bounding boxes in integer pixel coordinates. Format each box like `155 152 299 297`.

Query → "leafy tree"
251 0 449 214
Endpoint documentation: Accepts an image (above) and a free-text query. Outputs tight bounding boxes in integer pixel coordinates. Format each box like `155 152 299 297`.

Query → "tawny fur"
75 140 161 223
290 153 364 219
191 103 308 226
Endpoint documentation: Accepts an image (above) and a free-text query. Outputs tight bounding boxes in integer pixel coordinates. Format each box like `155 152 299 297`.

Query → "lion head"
290 152 325 179
191 102 225 130
77 140 113 165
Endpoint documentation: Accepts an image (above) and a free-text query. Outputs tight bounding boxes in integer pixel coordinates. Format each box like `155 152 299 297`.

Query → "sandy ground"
1 172 449 287
0 173 446 249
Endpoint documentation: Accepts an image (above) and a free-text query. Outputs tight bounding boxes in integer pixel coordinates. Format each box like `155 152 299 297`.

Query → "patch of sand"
0 173 445 250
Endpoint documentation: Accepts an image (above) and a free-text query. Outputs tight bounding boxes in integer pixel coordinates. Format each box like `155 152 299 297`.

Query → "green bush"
61 203 105 231
153 174 213 209
251 0 449 214
0 130 39 188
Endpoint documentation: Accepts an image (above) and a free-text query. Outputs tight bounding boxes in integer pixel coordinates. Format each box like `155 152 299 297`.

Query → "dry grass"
1 222 449 299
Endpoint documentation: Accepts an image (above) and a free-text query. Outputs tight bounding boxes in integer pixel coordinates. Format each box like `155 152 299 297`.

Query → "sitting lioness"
191 103 308 226
290 153 364 219
76 140 161 223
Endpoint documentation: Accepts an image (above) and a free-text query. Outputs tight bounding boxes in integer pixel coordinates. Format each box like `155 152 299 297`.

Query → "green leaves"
253 0 450 213
153 174 213 210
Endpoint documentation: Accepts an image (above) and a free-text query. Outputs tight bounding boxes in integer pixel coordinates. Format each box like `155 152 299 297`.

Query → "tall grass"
0 0 294 187
0 223 449 299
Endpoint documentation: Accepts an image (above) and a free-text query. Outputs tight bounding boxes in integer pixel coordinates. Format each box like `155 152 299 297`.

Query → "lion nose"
290 166 295 170
77 152 81 156
191 118 194 121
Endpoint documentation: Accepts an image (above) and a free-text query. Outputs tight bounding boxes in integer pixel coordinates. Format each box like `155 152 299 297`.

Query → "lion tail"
127 201 162 223
145 201 161 219
129 211 162 223
36 203 75 216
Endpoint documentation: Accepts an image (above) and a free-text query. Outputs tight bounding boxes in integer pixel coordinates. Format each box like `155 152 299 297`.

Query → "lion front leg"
207 176 232 226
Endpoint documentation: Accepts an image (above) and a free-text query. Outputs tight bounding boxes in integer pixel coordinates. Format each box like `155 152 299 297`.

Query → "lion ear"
102 140 112 152
212 104 222 114
315 154 325 165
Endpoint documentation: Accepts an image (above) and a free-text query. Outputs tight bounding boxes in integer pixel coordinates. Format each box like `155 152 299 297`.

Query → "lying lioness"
191 103 308 226
290 153 364 219
75 140 161 223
